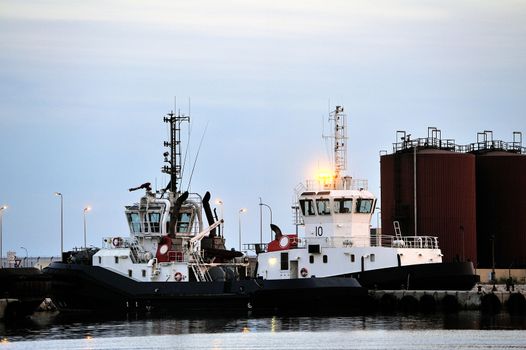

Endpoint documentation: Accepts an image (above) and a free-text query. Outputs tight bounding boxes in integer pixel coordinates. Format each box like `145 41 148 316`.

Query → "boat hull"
0 268 51 319
346 262 479 290
44 262 366 315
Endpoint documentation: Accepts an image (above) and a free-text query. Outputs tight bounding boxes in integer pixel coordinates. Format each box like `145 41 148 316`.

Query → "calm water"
2 311 526 349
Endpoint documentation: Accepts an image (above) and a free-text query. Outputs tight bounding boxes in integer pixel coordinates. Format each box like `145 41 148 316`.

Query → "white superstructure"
256 106 443 281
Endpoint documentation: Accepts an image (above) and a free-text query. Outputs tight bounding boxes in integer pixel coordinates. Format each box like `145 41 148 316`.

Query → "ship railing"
304 178 369 191
373 234 439 249
101 236 137 249
311 235 440 249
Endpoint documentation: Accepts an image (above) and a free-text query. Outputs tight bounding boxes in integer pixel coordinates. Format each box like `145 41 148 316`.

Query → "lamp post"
0 205 7 268
490 234 496 285
215 199 224 236
238 208 247 251
259 198 273 243
54 192 64 259
83 207 91 248
375 207 381 246
460 225 465 262
20 246 28 267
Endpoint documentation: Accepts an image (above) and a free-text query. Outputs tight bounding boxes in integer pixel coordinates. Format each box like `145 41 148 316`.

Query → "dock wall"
369 284 526 314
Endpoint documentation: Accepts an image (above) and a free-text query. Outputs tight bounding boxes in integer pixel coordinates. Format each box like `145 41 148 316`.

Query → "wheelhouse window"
356 199 374 213
334 198 353 214
176 212 192 233
299 199 316 216
149 212 161 233
127 212 141 233
316 199 331 215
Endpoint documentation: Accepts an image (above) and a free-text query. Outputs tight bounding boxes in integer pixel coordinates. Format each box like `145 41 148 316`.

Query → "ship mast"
163 111 190 229
328 105 347 189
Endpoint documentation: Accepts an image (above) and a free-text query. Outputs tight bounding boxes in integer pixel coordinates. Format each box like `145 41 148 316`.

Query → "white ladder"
190 251 212 282
393 221 403 241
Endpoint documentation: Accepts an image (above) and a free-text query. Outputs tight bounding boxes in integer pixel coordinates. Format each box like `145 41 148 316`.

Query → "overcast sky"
1 0 525 257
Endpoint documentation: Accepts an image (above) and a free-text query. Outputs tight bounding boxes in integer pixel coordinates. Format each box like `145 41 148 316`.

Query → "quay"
369 284 526 314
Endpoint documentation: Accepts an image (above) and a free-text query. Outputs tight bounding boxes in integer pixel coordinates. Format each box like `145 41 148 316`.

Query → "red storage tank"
381 146 477 264
475 151 526 268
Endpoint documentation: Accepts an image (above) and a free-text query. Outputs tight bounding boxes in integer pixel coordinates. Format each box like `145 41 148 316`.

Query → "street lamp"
460 225 465 262
375 207 381 246
20 246 28 267
238 208 247 251
259 198 273 243
0 205 7 268
215 199 224 236
54 192 64 259
83 206 91 248
490 234 496 285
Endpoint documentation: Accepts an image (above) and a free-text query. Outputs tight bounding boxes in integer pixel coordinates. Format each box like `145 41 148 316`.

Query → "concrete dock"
369 284 526 314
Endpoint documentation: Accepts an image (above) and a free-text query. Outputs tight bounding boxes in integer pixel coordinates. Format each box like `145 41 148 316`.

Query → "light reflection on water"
1 311 526 349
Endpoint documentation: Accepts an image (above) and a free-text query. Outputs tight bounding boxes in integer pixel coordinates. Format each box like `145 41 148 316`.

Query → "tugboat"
255 106 479 290
44 109 366 315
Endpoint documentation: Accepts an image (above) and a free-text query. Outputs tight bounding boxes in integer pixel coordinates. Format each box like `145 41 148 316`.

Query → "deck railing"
246 234 440 253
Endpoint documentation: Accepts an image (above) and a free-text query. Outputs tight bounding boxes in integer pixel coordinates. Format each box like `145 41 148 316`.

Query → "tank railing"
392 137 526 155
393 137 456 153
466 140 526 154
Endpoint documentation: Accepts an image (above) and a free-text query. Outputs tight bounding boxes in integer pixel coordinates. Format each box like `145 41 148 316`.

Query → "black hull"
347 262 480 290
0 268 51 319
44 263 366 315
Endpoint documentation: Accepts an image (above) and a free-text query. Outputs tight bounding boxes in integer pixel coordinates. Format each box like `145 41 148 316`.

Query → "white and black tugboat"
255 106 479 290
45 109 366 315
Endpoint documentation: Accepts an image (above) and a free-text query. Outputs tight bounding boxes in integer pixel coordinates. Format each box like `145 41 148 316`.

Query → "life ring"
300 267 308 278
112 237 123 247
174 272 183 282
156 236 173 262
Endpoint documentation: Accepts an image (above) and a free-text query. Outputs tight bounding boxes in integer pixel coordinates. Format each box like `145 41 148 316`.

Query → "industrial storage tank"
381 129 477 264
473 131 526 268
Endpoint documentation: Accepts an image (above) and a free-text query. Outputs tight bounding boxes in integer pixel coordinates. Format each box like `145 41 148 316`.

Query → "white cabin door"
290 260 298 279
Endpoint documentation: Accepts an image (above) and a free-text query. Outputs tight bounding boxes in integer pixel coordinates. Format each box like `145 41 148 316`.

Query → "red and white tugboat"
256 106 479 290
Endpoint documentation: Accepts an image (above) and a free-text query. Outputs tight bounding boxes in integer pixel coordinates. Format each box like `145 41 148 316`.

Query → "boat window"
176 212 192 233
299 199 316 216
128 269 133 277
149 212 161 233
142 270 146 277
316 199 331 215
356 199 373 213
350 254 355 263
323 255 328 263
127 212 142 233
114 256 119 264
334 198 353 214
370 254 375 262
280 252 289 270
309 255 314 264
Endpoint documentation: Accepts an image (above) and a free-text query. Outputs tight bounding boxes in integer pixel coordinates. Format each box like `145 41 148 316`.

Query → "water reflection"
1 311 526 343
